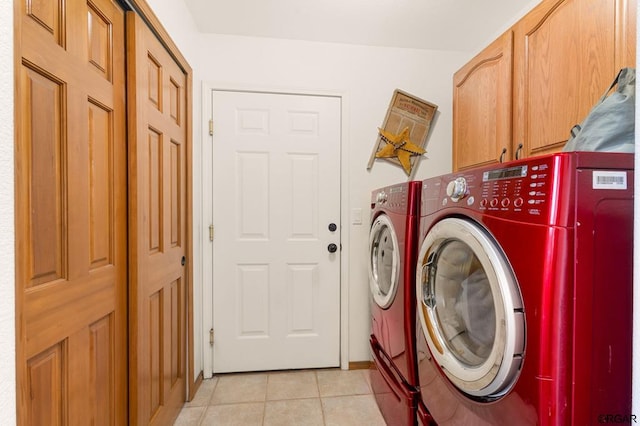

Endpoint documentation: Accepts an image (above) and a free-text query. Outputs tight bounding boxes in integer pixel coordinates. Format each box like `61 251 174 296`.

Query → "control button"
446 177 468 202
514 198 524 208
490 198 499 207
480 199 488 208
501 198 510 207
376 191 388 204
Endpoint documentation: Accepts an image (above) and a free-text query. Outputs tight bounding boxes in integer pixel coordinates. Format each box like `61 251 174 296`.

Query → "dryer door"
369 214 400 308
416 218 525 399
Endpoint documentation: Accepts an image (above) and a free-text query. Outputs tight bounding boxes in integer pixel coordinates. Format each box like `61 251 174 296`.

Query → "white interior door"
211 90 341 373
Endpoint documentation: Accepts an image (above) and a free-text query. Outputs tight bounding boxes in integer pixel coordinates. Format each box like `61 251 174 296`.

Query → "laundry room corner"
97 0 640 414
196 33 468 368
137 3 640 415
8 0 640 423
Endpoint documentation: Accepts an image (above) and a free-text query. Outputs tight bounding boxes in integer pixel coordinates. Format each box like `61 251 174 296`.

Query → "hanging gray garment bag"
563 67 635 153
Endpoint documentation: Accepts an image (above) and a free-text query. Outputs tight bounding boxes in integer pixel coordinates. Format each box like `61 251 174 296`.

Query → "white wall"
198 34 467 362
0 0 15 423
145 0 200 65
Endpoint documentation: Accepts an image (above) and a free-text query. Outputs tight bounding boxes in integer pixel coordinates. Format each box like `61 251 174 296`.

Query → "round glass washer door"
416 217 525 399
369 214 400 309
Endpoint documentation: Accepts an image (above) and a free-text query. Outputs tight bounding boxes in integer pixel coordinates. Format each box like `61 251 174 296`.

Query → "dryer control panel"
371 181 422 216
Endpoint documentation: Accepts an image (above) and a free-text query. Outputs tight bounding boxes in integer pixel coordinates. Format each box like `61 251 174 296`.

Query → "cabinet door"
453 31 513 171
513 0 636 157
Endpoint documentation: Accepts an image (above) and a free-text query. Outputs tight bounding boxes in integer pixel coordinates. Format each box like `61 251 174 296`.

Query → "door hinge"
209 224 214 241
209 328 214 346
209 119 214 136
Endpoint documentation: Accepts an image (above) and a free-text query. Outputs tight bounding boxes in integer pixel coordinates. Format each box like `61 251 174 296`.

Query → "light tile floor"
174 368 387 426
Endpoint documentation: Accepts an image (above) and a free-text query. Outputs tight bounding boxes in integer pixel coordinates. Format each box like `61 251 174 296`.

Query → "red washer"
369 181 427 426
415 152 633 425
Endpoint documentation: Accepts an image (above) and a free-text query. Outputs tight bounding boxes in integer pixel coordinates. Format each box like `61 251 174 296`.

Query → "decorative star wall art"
375 127 426 175
367 90 438 178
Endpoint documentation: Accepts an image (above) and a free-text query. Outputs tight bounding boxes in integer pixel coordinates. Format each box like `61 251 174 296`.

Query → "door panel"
212 90 341 373
16 0 127 423
513 0 637 156
127 11 188 425
453 31 513 171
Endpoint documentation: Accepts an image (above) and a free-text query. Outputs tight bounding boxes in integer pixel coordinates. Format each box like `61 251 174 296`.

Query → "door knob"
328 223 337 232
181 256 186 266
327 243 338 253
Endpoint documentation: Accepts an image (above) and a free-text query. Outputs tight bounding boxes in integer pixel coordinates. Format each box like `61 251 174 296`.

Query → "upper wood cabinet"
453 31 513 171
453 0 636 171
513 0 637 158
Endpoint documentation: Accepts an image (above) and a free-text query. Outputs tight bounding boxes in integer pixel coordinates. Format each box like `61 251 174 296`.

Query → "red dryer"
369 181 430 425
415 152 633 425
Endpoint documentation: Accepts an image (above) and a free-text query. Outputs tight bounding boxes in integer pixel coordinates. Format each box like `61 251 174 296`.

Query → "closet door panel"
15 0 128 423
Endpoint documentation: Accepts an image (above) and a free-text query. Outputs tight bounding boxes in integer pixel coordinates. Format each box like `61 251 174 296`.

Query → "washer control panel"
443 159 554 222
433 152 635 226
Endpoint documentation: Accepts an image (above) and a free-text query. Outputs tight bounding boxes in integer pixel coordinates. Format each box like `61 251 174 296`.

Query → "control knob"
446 177 468 202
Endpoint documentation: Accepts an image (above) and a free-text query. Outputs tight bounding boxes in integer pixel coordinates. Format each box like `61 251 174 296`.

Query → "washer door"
416 218 525 399
369 214 400 308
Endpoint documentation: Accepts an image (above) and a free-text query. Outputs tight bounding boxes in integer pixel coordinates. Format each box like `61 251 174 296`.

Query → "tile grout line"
196 377 218 426
314 371 328 426
262 373 270 425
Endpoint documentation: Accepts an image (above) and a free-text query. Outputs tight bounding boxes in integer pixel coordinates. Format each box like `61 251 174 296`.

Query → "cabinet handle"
515 143 523 160
499 147 507 163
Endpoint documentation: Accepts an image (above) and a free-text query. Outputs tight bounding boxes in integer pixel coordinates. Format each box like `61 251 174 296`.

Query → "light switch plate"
351 208 362 225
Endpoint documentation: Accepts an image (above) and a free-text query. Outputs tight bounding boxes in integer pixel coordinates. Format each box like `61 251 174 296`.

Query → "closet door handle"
499 147 507 163
515 143 523 160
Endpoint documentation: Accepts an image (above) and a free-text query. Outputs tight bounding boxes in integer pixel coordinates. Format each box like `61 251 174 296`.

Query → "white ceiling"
183 0 538 52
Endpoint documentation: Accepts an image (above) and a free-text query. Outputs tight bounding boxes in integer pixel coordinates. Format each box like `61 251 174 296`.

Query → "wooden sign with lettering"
367 89 438 178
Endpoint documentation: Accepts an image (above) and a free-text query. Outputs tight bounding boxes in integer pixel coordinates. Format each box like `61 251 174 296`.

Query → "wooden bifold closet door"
126 11 188 426
15 0 128 423
16 0 191 424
